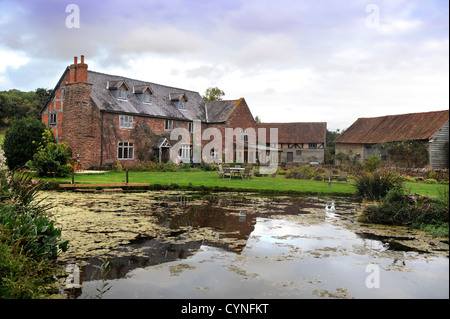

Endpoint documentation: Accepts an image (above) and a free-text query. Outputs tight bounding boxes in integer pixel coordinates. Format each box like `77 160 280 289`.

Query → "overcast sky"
0 0 448 130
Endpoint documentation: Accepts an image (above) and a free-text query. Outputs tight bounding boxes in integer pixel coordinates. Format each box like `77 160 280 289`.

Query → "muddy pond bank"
40 190 449 299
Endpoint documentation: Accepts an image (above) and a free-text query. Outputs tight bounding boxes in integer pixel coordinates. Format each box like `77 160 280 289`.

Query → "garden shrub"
361 187 449 236
364 154 383 172
26 129 72 177
423 178 438 184
427 171 439 180
0 204 68 259
353 169 403 200
0 242 52 298
285 166 317 180
285 171 311 180
0 168 68 260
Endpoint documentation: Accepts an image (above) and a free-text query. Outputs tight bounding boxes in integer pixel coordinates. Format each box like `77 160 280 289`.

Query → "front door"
287 152 293 163
161 147 170 163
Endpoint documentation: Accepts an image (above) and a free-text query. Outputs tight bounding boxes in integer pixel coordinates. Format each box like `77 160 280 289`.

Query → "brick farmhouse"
40 56 326 169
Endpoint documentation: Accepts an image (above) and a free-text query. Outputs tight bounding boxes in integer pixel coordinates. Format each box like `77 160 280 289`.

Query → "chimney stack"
68 55 88 84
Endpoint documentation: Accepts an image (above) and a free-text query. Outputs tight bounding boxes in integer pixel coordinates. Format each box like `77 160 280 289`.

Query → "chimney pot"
81 55 84 64
74 56 78 64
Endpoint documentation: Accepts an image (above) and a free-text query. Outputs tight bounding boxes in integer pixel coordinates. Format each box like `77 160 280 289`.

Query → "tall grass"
1 167 68 298
1 169 68 260
353 169 403 200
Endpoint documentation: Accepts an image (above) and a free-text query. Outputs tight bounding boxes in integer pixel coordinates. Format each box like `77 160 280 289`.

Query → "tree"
324 129 342 164
202 87 225 102
254 116 261 124
2 117 47 170
0 88 52 125
26 128 72 177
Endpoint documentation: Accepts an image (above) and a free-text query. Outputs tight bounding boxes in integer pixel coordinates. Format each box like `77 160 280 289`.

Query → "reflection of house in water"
76 195 325 293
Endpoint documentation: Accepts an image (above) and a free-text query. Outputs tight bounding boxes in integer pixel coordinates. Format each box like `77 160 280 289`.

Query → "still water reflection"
49 192 448 299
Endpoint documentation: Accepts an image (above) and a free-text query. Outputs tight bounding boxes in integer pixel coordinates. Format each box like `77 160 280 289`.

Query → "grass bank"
39 170 448 197
360 188 449 237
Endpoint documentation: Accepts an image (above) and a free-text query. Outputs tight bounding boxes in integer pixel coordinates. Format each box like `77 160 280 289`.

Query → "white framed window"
165 120 173 131
118 142 134 160
179 144 191 161
309 143 317 149
120 115 133 129
188 122 194 133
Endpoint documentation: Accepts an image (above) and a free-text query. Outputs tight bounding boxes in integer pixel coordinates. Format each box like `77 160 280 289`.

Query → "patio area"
217 163 255 180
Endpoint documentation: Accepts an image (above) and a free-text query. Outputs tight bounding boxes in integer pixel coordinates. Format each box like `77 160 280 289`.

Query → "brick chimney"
68 55 88 83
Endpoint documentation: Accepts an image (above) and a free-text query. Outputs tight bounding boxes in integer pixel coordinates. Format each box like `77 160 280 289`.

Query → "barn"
334 110 449 169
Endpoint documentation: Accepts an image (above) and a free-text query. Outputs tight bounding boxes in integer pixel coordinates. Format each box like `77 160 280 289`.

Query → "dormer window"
134 85 153 104
107 80 129 101
142 92 151 103
178 100 186 110
118 87 127 100
169 92 188 110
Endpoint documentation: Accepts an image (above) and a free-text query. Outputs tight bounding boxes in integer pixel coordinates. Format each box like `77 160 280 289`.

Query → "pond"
41 190 449 299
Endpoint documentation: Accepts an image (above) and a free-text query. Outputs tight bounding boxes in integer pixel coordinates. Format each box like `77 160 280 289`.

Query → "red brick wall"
62 82 102 168
226 99 258 163
101 114 193 165
202 99 257 163
226 98 257 135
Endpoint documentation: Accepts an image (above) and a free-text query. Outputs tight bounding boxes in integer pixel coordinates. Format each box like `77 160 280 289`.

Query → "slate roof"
205 99 242 123
87 71 206 122
42 68 249 125
257 122 327 144
335 110 449 144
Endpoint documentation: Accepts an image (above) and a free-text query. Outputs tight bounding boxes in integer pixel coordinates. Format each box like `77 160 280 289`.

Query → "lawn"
38 170 448 197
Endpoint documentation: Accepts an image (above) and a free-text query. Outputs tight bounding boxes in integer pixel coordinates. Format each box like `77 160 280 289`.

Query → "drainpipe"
100 110 104 166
